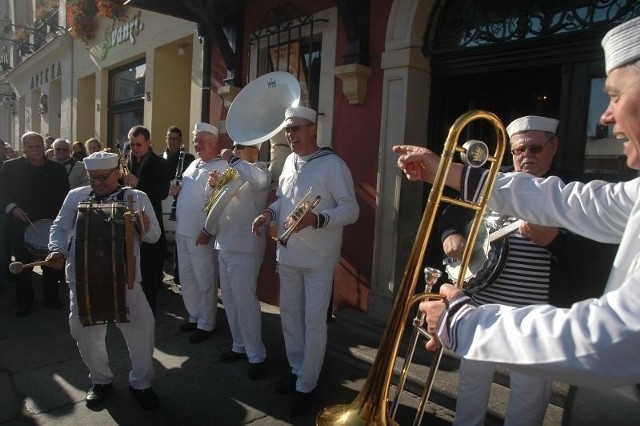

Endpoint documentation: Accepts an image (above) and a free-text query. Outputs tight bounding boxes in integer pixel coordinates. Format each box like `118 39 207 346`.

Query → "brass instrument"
115 141 130 176
203 168 241 214
316 110 507 425
276 187 321 247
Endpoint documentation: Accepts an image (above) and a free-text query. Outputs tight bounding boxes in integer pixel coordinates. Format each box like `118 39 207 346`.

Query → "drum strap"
88 186 126 202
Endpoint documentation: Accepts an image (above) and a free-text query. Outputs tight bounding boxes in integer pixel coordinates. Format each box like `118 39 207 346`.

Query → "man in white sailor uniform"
170 122 227 343
213 139 271 380
47 151 160 409
252 106 359 416
395 15 640 424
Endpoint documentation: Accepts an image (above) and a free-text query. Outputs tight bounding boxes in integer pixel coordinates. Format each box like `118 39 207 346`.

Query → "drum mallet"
9 260 51 274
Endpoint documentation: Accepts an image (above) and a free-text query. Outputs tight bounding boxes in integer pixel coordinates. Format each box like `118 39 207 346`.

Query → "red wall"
214 0 393 312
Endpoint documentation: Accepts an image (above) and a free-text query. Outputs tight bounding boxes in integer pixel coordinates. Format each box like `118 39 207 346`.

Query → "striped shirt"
472 219 551 307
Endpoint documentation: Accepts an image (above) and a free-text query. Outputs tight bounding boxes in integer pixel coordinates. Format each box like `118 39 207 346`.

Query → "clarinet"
168 147 185 221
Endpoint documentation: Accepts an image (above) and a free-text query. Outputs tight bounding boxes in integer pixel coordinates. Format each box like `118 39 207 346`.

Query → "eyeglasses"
234 144 247 150
192 138 212 145
87 168 117 183
510 139 553 156
283 124 313 134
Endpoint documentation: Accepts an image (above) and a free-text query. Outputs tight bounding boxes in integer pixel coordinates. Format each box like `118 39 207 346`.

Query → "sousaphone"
204 72 301 234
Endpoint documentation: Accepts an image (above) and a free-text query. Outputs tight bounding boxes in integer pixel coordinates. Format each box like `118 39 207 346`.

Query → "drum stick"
9 260 50 274
25 217 40 234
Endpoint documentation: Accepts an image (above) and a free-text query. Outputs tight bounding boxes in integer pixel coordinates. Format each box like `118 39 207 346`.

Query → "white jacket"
446 172 640 389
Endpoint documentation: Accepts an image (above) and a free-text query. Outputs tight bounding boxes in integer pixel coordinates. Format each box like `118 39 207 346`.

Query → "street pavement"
0 260 565 425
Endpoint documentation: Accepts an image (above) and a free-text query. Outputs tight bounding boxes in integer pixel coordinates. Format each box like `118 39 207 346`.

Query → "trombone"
317 110 507 425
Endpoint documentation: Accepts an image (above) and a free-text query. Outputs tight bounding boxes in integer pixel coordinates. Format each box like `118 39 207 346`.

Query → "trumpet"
276 187 321 247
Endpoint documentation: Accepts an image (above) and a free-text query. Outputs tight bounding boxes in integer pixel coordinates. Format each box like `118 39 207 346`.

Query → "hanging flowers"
67 0 98 44
96 0 127 21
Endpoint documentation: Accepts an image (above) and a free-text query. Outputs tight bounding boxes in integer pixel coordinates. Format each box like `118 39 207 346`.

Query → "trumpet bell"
226 71 301 146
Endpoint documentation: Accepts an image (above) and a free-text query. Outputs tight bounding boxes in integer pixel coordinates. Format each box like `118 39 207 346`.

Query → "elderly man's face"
601 65 640 170
192 131 218 160
88 167 120 195
23 136 45 164
284 118 316 156
510 130 558 177
54 143 71 162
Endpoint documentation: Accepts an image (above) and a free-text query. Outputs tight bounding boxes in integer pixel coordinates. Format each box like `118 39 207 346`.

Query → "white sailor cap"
192 122 219 137
285 106 317 124
83 151 119 170
602 16 640 74
506 115 559 138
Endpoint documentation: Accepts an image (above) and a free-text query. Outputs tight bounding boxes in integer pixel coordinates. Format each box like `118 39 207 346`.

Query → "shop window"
107 60 145 148
583 77 636 179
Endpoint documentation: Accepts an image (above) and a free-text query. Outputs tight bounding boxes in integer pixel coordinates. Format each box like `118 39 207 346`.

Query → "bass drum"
563 384 640 426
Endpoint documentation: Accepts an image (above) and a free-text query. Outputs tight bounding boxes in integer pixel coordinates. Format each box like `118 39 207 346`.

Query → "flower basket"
96 0 127 21
67 0 98 43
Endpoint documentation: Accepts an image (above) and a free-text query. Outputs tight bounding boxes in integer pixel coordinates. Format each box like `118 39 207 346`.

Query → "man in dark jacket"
123 125 171 313
0 132 69 316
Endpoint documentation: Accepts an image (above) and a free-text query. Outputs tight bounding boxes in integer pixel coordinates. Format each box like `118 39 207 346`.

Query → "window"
107 60 145 148
248 7 337 147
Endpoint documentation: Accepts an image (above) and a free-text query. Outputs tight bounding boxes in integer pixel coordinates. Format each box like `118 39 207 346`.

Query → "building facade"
2 0 638 320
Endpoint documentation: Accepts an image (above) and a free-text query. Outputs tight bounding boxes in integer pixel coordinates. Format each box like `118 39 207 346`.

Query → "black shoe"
15 305 32 318
248 362 266 381
179 322 197 332
86 383 112 407
189 328 213 343
219 350 247 363
275 372 297 394
45 299 64 310
129 386 160 409
290 390 313 417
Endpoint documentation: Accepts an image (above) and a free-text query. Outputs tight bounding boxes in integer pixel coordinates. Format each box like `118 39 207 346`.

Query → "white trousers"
454 358 552 426
69 284 155 390
176 234 218 331
218 250 266 363
278 264 334 393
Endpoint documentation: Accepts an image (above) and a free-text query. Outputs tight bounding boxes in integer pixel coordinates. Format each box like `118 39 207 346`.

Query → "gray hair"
52 138 70 149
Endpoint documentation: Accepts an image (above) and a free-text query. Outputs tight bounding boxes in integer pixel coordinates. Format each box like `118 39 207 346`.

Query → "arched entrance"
370 0 639 320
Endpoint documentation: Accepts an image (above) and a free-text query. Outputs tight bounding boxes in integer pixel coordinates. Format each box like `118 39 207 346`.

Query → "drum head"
24 219 53 259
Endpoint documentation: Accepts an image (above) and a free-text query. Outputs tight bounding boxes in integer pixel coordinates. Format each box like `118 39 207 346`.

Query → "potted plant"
96 0 127 21
67 0 98 44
